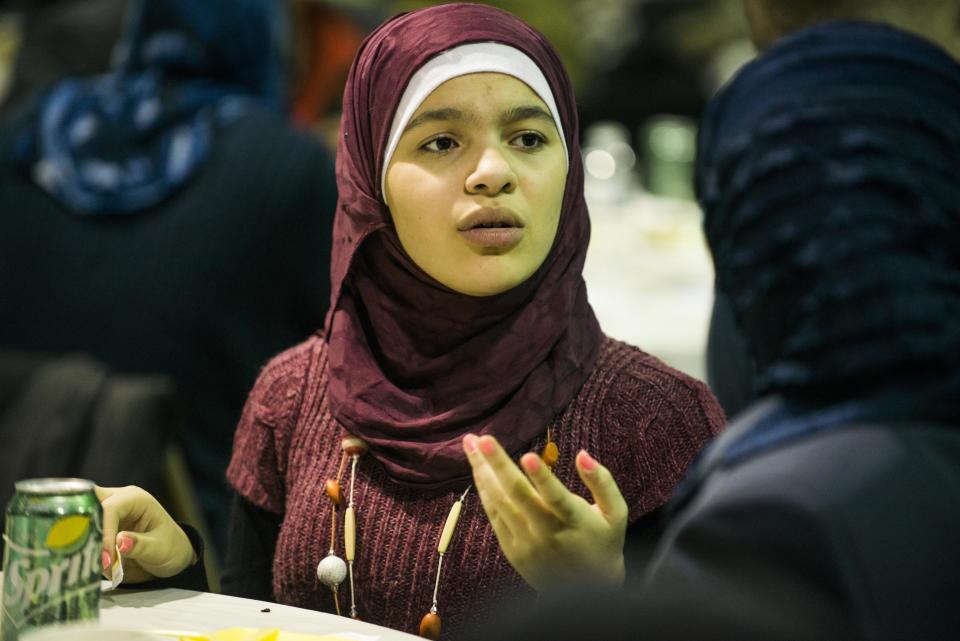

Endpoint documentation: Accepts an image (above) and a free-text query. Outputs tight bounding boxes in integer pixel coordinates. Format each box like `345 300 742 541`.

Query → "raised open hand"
463 434 627 592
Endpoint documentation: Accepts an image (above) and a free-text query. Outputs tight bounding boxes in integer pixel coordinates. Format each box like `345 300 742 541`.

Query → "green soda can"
2 478 102 641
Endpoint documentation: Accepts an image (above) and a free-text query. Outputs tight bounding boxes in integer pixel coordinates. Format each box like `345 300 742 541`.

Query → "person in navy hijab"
646 2 960 639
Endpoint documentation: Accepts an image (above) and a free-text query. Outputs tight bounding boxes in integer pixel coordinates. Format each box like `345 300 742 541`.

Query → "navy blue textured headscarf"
14 0 286 215
697 21 960 464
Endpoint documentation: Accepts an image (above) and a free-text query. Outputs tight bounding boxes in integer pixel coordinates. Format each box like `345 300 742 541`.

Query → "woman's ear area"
381 169 392 209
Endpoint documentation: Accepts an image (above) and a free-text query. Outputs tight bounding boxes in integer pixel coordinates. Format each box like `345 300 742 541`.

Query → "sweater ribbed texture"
227 335 724 637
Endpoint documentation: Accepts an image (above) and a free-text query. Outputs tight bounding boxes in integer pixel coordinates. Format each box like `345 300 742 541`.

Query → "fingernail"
101 550 112 569
521 453 541 474
463 434 478 454
478 436 496 456
578 450 597 472
118 535 134 555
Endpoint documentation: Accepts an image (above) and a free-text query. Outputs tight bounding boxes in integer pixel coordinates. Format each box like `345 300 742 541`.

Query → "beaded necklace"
316 431 558 639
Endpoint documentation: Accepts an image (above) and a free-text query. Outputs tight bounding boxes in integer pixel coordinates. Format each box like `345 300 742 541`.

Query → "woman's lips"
457 207 525 249
458 226 524 249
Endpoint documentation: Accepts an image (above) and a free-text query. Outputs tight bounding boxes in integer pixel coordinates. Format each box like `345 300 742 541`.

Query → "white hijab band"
380 42 568 200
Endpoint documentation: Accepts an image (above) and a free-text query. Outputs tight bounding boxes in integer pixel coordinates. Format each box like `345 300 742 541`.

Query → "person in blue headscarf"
11 0 286 214
0 0 337 567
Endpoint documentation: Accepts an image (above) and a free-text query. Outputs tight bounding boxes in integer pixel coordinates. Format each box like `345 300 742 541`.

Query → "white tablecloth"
98 587 420 640
0 572 420 641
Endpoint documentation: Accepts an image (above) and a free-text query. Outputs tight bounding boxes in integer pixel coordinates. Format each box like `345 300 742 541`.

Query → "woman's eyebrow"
403 104 555 134
403 108 475 133
500 105 555 127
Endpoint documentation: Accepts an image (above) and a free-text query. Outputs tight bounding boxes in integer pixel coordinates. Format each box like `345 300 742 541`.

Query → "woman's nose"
465 146 517 195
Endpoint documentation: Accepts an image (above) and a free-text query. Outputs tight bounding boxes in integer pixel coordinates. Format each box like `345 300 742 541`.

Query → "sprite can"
2 479 102 641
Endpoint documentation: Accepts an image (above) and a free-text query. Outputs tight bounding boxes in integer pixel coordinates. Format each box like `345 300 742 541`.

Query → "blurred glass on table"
639 114 696 200
583 121 637 206
583 117 712 381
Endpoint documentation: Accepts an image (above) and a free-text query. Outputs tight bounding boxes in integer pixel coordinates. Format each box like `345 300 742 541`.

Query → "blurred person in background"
578 0 752 139
0 0 126 114
287 0 378 144
0 0 337 567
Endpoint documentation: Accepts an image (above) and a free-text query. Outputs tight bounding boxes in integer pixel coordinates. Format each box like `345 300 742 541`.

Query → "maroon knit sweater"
226 335 724 637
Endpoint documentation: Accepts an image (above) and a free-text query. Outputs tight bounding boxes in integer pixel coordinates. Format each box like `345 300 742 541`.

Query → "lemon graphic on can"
45 514 91 553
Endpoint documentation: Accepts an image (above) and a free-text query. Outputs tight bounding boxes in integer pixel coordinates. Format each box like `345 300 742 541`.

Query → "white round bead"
316 553 348 587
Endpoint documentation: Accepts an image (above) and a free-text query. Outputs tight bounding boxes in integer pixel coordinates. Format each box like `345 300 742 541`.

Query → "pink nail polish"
102 550 111 569
479 436 496 456
118 535 134 555
463 434 478 454
521 453 541 474
578 450 597 472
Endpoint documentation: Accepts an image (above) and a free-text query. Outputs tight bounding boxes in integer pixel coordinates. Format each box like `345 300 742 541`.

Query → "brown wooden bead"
542 441 559 468
325 479 342 506
419 612 442 640
341 435 368 456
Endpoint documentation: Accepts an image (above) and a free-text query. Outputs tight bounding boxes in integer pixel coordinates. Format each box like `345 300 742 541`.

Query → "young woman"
98 4 724 638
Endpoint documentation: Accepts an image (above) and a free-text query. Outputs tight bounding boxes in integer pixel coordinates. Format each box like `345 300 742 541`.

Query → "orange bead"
325 479 342 506
542 441 559 468
419 612 442 640
341 435 368 456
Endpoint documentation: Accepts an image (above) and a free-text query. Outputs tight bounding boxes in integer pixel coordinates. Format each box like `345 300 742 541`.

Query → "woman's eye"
512 132 547 150
421 136 458 153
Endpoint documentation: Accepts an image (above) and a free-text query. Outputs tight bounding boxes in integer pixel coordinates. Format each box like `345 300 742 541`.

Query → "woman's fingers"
95 484 194 581
99 485 160 577
474 435 564 528
96 485 133 573
575 450 628 525
464 435 524 542
477 437 539 506
463 438 630 592
116 529 175 575
519 453 583 524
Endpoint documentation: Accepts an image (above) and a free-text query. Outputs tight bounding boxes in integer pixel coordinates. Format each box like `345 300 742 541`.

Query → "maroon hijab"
325 3 602 486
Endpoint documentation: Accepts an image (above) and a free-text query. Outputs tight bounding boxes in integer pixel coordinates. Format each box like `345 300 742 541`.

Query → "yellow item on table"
164 628 358 641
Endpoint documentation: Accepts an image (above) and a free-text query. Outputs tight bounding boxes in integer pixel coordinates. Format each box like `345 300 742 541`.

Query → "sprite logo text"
2 515 101 631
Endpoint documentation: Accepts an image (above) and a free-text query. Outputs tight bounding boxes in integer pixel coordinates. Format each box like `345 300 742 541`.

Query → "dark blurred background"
0 0 755 157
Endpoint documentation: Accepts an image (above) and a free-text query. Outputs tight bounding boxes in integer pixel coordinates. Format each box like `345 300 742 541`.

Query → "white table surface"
0 572 420 641
99 587 420 640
